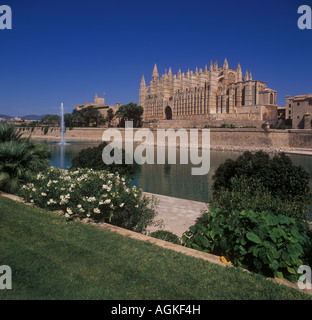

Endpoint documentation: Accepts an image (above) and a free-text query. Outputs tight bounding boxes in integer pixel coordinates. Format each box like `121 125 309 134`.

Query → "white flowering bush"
19 167 158 233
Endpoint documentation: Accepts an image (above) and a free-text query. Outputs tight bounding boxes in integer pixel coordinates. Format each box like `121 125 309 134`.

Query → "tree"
71 106 105 127
70 142 136 178
115 103 144 127
40 114 61 126
64 113 74 128
106 108 115 126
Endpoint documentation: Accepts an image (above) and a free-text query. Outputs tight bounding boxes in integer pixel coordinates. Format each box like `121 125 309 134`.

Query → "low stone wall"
24 127 312 151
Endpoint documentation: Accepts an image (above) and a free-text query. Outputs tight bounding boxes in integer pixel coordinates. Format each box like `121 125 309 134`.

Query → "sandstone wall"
24 127 312 150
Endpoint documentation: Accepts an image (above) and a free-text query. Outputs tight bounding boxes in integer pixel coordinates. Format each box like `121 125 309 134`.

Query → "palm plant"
0 124 30 143
0 141 50 193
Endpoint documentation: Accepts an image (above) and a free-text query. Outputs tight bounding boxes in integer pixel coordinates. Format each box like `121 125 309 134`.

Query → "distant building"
7 117 22 125
75 93 121 119
277 107 286 120
286 94 312 129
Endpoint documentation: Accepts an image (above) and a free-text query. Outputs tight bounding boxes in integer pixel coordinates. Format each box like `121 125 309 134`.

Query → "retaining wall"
23 127 312 150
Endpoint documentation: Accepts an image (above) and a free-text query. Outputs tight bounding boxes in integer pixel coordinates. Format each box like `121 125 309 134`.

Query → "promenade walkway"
144 192 207 237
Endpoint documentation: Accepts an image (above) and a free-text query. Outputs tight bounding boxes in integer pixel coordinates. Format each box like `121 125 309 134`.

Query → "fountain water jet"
60 103 66 145
59 103 66 169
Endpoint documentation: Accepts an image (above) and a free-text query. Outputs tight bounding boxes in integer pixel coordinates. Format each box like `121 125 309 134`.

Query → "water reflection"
48 141 99 169
45 141 312 203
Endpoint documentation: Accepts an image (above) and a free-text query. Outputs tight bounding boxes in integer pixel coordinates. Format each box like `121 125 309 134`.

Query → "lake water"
45 141 312 203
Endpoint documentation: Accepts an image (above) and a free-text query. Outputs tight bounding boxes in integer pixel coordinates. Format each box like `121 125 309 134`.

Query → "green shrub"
221 123 236 128
212 151 311 218
211 176 307 221
0 141 50 193
18 166 158 233
0 124 29 143
150 230 181 244
182 206 312 282
71 142 136 179
43 126 49 135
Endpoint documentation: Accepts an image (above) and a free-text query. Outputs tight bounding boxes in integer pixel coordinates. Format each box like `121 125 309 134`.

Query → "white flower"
41 192 47 196
79 208 85 213
47 198 56 205
66 207 73 215
32 188 36 192
104 199 111 204
93 208 100 214
135 204 139 208
77 204 82 208
119 203 124 208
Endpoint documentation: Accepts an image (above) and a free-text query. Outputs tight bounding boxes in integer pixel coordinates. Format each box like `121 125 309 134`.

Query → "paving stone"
144 192 207 237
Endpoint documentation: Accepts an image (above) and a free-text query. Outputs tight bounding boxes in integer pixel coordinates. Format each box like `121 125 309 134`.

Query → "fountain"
60 103 66 145
59 103 66 168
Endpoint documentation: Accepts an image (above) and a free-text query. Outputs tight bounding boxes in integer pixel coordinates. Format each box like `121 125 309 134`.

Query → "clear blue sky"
0 0 311 116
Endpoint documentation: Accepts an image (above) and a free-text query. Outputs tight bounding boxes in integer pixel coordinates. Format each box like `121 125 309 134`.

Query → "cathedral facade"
139 59 277 123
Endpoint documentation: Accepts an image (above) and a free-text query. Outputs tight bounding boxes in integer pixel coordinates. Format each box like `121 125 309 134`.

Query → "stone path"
144 192 208 237
285 148 312 156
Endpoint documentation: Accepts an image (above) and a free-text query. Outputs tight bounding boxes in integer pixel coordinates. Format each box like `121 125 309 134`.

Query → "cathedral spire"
210 60 213 71
237 63 242 82
223 58 228 69
168 66 172 76
245 70 249 81
152 63 159 80
140 74 146 88
249 72 252 81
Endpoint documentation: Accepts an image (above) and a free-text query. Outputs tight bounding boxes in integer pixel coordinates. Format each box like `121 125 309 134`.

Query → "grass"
0 195 311 300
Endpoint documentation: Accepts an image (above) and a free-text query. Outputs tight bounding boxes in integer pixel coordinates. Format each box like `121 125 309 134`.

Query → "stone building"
286 93 312 129
139 60 278 125
75 93 121 119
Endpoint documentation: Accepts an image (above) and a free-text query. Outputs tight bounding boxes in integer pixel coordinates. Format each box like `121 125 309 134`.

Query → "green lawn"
0 195 311 300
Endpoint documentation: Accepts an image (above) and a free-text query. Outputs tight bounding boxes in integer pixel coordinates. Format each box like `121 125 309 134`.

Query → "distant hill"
0 114 13 119
21 114 48 120
0 114 49 121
